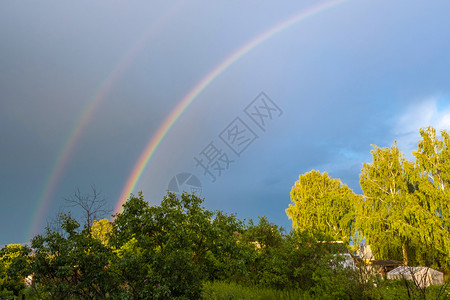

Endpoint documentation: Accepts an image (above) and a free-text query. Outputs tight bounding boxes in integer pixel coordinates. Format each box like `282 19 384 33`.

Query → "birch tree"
358 128 450 268
358 143 413 264
286 170 359 244
410 127 450 267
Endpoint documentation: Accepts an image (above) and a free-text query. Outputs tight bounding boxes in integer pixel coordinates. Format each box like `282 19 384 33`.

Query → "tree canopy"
286 170 359 243
358 142 413 264
357 127 450 268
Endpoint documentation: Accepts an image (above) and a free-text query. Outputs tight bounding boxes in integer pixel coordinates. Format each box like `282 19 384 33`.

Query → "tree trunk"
402 243 408 265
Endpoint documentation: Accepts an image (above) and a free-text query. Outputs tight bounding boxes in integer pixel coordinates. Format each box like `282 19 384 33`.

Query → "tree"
30 213 120 299
234 220 360 296
0 244 30 297
286 170 359 243
410 127 450 268
238 217 291 289
65 185 111 236
358 142 414 264
358 128 450 268
111 191 245 299
241 216 284 249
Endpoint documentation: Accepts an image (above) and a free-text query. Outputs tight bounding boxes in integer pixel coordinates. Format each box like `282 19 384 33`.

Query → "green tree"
241 216 284 249
0 244 30 297
358 143 414 264
410 127 450 268
238 217 290 289
286 170 359 243
358 128 450 268
236 220 360 296
111 191 245 299
30 213 121 299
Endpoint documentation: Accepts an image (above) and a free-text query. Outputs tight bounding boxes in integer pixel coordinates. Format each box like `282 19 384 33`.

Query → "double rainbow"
28 1 185 240
29 0 350 241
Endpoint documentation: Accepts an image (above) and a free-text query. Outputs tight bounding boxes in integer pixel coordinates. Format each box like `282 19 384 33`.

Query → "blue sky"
1 0 450 245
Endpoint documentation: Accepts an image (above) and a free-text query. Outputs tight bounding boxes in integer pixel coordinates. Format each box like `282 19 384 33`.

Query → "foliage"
111 191 244 299
4 137 449 300
235 218 361 297
0 244 30 297
287 170 359 244
358 143 413 263
22 187 117 298
202 277 448 300
358 127 450 268
363 277 449 300
236 217 291 288
409 127 450 268
25 191 364 298
91 218 113 245
30 213 121 299
240 216 284 249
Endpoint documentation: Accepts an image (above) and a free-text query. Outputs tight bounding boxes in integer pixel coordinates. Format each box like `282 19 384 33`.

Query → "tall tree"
410 127 450 267
358 143 413 264
286 170 359 243
358 128 450 268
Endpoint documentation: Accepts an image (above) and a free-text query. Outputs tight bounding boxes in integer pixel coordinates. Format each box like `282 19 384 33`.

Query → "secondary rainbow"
116 0 351 213
27 2 185 241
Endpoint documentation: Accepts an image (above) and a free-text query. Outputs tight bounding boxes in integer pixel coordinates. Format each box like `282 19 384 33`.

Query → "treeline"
0 126 449 299
1 192 361 299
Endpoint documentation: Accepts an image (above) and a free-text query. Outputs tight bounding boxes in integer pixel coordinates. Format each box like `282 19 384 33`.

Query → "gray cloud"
2 1 450 244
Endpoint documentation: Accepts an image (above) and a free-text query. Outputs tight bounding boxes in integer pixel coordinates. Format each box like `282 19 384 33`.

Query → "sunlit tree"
286 170 359 244
91 218 113 245
0 244 29 297
358 143 412 264
410 127 450 267
358 129 450 268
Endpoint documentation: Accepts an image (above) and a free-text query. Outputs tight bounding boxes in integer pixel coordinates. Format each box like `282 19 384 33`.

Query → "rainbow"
27 1 185 241
116 0 351 213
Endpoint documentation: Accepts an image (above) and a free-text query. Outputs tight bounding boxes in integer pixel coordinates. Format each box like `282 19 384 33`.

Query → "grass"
201 281 311 300
201 280 450 300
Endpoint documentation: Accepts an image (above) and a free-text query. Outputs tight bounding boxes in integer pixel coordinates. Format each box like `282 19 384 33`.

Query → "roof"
388 266 443 275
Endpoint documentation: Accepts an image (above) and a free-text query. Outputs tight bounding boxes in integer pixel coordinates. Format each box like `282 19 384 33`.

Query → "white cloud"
394 96 450 159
